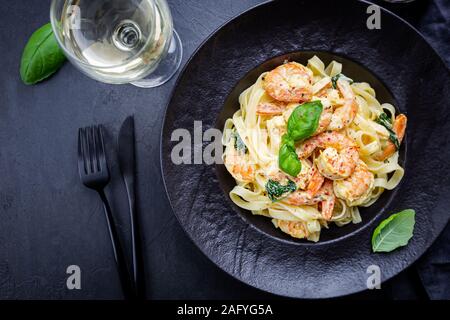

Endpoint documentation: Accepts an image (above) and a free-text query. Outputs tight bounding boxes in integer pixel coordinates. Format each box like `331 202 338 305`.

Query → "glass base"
131 29 183 88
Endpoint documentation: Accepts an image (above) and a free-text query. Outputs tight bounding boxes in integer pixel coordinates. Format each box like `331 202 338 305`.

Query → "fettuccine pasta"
222 56 406 242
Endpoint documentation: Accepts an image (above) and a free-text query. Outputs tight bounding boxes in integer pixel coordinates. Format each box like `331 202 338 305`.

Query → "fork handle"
98 189 136 299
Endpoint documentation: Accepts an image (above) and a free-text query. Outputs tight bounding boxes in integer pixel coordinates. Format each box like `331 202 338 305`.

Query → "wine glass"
50 0 183 88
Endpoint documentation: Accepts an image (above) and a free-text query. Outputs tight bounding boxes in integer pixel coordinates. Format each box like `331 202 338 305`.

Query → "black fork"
78 125 135 299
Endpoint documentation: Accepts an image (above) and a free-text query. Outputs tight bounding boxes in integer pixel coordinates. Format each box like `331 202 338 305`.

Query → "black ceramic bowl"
161 0 450 298
216 51 405 244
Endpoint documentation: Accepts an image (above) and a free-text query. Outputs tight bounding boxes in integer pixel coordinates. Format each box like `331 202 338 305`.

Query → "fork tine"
83 127 91 174
98 125 108 172
78 124 110 189
86 126 94 173
78 128 86 176
91 125 100 172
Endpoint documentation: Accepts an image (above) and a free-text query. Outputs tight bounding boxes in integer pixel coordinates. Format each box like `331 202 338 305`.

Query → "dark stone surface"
0 0 448 299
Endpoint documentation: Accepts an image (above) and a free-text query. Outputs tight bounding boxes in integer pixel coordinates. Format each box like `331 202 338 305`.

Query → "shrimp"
334 161 375 206
375 114 407 161
263 62 313 103
293 161 325 195
286 180 336 220
224 145 255 182
313 98 333 136
297 131 359 180
327 79 358 130
269 161 324 196
305 164 325 197
256 101 287 116
319 180 337 220
277 220 309 239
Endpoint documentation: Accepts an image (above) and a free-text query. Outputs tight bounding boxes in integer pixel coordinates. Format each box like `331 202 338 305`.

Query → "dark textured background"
0 0 448 299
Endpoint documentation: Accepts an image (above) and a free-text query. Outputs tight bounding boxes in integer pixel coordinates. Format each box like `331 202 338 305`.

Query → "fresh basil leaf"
20 23 66 85
331 73 353 89
277 102 321 177
265 179 297 201
287 101 323 141
372 209 415 253
279 142 301 177
281 133 295 149
376 112 400 150
233 132 248 153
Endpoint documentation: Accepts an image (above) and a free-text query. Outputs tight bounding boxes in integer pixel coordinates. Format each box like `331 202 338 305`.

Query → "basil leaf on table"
372 209 415 253
287 101 323 141
20 23 66 85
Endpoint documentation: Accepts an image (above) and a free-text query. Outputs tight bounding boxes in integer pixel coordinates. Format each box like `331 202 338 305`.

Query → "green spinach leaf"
20 23 66 85
265 179 297 201
377 112 392 127
388 132 400 150
331 73 353 89
372 209 415 253
376 112 400 150
233 132 248 153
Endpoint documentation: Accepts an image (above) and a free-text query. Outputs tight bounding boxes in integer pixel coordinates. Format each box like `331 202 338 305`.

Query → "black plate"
161 0 450 298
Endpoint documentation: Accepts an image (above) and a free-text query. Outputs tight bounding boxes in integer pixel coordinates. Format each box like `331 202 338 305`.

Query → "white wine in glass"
51 0 183 87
